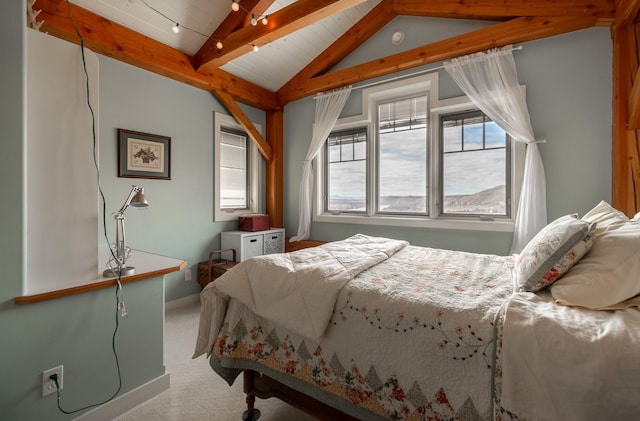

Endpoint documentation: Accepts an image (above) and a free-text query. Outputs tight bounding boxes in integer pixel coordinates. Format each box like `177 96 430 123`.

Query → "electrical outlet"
42 365 63 397
184 269 192 281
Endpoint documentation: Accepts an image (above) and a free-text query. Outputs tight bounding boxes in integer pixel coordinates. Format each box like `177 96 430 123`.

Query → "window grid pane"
220 129 249 209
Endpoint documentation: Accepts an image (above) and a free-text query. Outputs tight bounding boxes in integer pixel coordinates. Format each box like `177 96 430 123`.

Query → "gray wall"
0 3 166 420
0 7 612 419
0 2 264 419
284 18 612 255
97 55 264 302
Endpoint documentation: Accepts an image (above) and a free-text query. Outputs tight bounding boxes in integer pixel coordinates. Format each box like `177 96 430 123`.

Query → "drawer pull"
270 236 278 239
250 239 258 243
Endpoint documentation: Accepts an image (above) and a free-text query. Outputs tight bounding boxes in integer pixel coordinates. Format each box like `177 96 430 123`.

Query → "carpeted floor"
113 297 316 421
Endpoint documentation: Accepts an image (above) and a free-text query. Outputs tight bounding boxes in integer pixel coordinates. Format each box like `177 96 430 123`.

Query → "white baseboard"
165 293 200 311
73 373 170 421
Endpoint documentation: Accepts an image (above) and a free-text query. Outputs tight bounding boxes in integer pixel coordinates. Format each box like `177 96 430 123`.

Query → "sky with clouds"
328 120 506 200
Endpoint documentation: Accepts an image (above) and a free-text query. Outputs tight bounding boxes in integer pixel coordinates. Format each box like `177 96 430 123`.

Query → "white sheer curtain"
291 86 352 242
443 45 547 254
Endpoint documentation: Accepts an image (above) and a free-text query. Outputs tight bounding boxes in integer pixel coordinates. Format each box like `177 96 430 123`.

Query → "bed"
193 201 640 420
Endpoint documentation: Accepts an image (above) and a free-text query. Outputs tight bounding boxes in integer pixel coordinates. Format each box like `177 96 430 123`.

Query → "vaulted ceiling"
35 0 619 110
28 0 640 224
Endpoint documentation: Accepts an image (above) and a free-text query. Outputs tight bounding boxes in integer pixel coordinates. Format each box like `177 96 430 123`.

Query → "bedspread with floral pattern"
199 244 516 420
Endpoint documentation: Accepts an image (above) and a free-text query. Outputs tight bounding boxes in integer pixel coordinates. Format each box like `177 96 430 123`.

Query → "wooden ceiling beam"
393 0 615 21
615 0 640 26
278 16 598 103
35 0 279 111
194 0 267 70
196 0 370 71
239 0 277 28
279 1 397 97
212 90 273 160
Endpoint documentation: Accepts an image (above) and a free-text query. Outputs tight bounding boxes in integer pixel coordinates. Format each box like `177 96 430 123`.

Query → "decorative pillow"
515 214 596 292
550 201 640 309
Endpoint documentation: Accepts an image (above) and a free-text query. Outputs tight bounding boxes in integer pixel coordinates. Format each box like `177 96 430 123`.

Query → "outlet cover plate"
42 365 63 397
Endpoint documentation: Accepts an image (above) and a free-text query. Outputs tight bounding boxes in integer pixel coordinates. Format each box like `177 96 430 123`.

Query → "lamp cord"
51 0 124 414
53 286 123 414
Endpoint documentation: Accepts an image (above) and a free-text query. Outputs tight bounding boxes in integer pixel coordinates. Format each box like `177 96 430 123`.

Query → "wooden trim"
393 0 615 20
266 109 284 228
630 69 640 129
244 370 360 421
212 89 273 160
616 0 640 26
195 0 370 70
278 16 598 103
15 260 187 304
34 0 278 111
193 0 264 70
284 238 326 253
612 20 640 216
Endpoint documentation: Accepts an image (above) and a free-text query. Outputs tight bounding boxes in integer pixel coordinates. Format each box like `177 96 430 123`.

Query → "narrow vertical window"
325 128 367 213
220 128 249 210
377 95 428 214
440 111 510 216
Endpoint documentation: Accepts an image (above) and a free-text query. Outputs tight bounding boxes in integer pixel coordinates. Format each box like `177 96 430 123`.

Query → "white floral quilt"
194 236 515 420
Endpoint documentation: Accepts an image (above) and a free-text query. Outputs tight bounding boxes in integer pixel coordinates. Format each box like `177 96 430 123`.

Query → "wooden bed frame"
243 370 359 421
243 239 356 420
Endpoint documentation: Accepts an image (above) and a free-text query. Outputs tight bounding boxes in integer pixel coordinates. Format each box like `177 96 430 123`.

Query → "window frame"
324 127 369 215
213 112 264 222
438 109 512 220
314 73 525 232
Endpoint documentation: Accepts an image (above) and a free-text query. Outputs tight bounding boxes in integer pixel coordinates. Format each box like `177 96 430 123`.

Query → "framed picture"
118 129 171 180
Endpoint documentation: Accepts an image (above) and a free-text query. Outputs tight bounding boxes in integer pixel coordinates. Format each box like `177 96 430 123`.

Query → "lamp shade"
131 188 149 207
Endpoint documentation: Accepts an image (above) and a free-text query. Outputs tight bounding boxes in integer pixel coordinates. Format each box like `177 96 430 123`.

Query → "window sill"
314 213 515 232
15 249 186 305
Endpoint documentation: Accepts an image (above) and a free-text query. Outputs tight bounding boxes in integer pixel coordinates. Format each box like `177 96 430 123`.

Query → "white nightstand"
221 228 285 262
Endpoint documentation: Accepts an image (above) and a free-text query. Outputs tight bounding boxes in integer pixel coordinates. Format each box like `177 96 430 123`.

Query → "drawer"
221 228 285 262
263 231 283 255
242 234 264 259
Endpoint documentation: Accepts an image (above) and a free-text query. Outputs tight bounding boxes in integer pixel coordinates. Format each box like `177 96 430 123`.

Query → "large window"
214 112 263 221
316 73 523 231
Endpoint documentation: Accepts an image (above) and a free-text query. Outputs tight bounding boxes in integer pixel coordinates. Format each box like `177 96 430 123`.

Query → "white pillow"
550 201 640 309
514 214 595 292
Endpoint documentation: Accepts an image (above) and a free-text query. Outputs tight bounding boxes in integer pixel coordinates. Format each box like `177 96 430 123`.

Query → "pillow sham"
514 214 595 292
550 201 640 309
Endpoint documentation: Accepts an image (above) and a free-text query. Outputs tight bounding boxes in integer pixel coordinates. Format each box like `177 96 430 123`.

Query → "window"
219 128 249 209
440 110 510 217
377 95 428 215
316 73 523 231
214 112 263 222
325 129 367 213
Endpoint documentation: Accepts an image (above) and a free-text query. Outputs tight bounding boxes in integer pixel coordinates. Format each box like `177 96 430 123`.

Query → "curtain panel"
291 87 352 242
444 45 547 254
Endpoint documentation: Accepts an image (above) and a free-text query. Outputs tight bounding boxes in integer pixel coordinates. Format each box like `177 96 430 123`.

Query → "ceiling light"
253 44 259 52
391 31 404 45
216 40 223 49
172 23 180 34
231 1 239 12
251 15 257 26
262 16 268 25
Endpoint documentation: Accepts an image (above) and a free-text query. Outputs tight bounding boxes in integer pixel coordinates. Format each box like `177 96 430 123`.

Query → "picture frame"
118 129 171 180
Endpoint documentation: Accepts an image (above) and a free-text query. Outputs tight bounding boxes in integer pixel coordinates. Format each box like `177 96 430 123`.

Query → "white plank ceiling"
70 0 381 91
